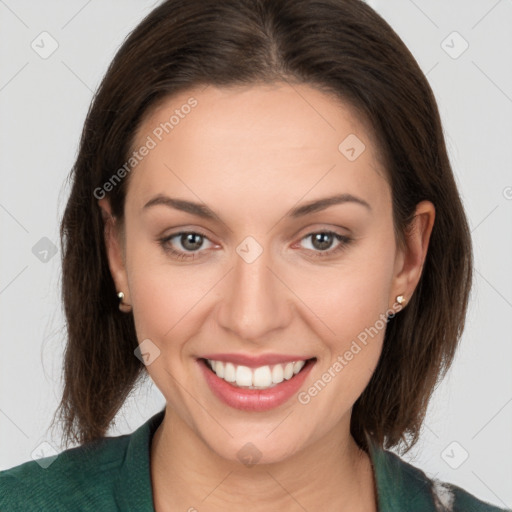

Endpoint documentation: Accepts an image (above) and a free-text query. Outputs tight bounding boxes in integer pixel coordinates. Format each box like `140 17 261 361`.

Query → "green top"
0 409 508 511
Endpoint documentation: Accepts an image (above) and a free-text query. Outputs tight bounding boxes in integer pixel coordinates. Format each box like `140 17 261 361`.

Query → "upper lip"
200 353 315 368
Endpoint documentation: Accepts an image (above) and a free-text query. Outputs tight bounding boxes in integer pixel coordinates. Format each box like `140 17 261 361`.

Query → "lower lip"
198 358 316 412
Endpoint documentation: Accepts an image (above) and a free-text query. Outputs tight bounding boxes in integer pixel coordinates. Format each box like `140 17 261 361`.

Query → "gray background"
0 0 511 508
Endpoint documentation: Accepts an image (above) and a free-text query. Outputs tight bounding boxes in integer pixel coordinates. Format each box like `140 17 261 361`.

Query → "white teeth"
293 360 306 374
215 360 224 378
283 362 294 380
271 364 284 384
206 358 309 389
253 365 272 387
235 365 253 387
224 362 236 382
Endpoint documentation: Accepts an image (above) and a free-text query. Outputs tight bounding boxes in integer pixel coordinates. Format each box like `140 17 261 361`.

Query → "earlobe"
392 200 435 306
98 198 132 312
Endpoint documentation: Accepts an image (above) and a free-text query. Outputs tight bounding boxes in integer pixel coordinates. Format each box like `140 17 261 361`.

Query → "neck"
150 407 378 512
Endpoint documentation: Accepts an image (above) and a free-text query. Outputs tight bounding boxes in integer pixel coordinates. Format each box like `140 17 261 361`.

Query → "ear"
390 200 435 307
98 198 131 308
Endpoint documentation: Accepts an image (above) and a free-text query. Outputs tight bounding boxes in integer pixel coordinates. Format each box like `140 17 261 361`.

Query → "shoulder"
374 446 510 512
0 433 131 511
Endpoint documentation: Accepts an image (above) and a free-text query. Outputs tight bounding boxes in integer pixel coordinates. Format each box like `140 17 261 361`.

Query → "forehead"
126 82 389 215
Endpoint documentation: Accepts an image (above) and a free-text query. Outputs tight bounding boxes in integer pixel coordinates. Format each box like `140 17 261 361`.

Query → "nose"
215 239 293 342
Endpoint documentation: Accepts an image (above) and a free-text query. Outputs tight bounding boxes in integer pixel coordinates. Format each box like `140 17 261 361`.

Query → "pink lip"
200 353 313 368
198 358 316 412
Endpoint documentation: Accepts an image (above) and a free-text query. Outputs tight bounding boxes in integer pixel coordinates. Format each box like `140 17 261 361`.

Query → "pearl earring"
117 291 132 313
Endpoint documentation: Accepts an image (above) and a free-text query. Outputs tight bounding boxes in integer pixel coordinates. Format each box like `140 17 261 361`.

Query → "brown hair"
51 0 472 454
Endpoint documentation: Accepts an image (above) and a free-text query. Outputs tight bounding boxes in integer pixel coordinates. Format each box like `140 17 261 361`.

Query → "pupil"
182 233 202 251
312 233 333 250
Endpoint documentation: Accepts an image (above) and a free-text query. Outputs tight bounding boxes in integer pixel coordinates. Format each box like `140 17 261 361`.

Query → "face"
100 82 431 464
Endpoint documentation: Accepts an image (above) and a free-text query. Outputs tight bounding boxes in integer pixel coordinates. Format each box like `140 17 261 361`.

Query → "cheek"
288 236 395 399
127 259 215 343
125 249 219 408
291 272 391 428
290 243 396 345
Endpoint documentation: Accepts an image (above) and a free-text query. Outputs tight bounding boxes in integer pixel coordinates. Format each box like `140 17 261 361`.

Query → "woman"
0 0 508 510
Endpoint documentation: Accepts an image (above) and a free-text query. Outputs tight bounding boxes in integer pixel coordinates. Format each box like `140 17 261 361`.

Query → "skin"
99 82 435 512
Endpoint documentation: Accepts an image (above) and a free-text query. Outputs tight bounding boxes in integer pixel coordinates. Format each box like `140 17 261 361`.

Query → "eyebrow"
142 193 371 220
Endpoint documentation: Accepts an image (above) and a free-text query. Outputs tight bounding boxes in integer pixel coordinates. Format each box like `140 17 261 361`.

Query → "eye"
158 231 215 260
298 231 352 258
159 229 352 261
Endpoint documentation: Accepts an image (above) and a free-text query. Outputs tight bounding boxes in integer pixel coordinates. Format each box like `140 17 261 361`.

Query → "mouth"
198 357 317 390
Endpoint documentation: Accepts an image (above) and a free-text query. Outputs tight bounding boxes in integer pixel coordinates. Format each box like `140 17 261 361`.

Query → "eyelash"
158 230 352 261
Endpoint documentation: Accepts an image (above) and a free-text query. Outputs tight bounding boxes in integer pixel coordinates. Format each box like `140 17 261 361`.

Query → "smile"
198 357 316 411
205 359 307 389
